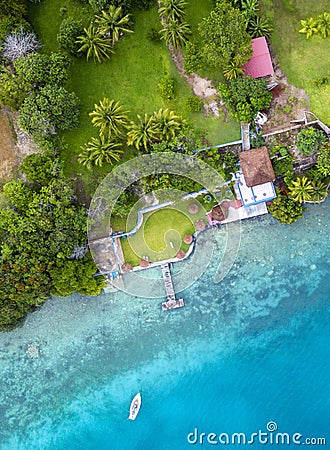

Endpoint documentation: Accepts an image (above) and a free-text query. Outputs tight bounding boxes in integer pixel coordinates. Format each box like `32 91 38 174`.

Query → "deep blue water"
0 200 329 450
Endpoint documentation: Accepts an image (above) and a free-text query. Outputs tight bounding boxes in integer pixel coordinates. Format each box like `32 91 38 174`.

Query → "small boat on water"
128 392 141 420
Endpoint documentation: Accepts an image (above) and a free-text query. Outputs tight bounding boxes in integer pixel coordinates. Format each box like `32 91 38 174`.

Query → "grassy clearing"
115 199 209 266
119 207 195 265
28 0 240 196
261 0 330 124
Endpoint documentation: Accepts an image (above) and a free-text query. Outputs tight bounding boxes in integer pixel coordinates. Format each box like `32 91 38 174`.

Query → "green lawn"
114 198 210 266
28 0 240 196
261 0 330 124
119 207 195 266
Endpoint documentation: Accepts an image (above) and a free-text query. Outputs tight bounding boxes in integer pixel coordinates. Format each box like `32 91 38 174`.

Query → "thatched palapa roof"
176 250 186 259
211 204 229 222
239 147 275 187
139 259 150 268
121 262 132 273
195 219 206 230
184 234 193 244
188 203 199 214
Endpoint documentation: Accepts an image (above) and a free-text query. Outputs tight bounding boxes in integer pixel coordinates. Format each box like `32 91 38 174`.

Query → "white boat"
128 392 141 420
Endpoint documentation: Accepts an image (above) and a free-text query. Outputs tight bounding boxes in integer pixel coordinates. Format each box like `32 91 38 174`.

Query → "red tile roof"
242 37 274 78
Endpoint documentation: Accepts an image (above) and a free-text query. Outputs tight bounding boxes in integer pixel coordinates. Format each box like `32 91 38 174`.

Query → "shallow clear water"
0 200 329 450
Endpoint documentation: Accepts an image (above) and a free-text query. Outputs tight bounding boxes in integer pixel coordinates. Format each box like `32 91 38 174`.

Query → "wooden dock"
241 123 250 151
161 263 184 311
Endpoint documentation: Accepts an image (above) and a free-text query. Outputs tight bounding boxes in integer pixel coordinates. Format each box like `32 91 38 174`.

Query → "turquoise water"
0 200 329 449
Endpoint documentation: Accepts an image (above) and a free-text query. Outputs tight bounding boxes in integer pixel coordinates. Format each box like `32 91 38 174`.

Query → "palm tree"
152 108 185 141
159 19 191 48
127 114 160 151
310 181 328 203
78 136 123 169
95 5 133 46
76 25 114 62
288 176 314 203
223 58 244 80
299 17 319 39
89 98 129 140
159 0 187 23
316 12 330 39
248 16 273 38
241 0 259 26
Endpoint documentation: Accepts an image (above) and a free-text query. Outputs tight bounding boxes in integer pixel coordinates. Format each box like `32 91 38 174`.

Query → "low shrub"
57 17 84 55
147 27 161 43
296 127 327 155
185 95 203 112
183 42 202 75
272 154 294 176
158 75 176 100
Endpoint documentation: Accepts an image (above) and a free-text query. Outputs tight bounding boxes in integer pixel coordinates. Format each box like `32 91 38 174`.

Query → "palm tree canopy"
241 0 259 25
127 114 160 151
288 176 314 203
159 0 187 22
309 180 328 202
89 98 129 139
95 5 133 45
159 19 191 48
223 58 244 80
299 17 319 38
78 135 123 168
248 16 273 38
316 12 330 38
76 25 114 62
152 108 186 140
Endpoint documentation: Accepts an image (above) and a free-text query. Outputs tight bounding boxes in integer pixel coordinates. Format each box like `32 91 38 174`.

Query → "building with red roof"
242 36 274 79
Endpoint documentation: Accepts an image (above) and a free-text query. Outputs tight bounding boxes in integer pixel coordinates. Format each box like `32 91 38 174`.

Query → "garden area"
27 0 240 193
113 200 208 266
261 0 330 124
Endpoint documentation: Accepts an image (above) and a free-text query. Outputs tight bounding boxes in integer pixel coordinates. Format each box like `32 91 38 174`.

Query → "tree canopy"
218 76 272 122
268 193 305 224
198 0 252 68
18 85 80 141
0 159 105 331
296 127 327 156
14 52 71 88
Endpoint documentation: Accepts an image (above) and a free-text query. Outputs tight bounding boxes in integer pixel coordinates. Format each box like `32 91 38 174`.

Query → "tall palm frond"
127 114 160 151
152 108 186 140
76 25 114 62
288 176 314 203
316 12 330 38
159 0 187 23
241 0 259 26
299 17 319 39
95 5 133 46
223 59 245 80
248 16 273 38
78 136 123 168
89 98 129 140
159 19 191 48
310 181 328 202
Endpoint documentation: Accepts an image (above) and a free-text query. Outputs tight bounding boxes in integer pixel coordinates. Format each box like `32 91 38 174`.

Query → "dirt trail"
262 50 310 133
0 108 39 186
169 47 223 117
